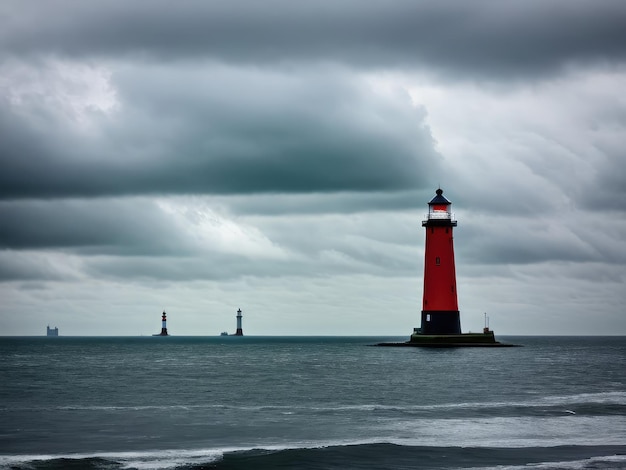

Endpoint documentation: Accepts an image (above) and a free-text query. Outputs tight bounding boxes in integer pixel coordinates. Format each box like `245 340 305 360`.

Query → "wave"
3 391 625 417
0 448 224 470
2 443 625 470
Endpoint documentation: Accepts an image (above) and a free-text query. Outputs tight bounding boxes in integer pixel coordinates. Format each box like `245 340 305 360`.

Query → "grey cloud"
0 194 423 281
581 151 626 211
221 191 428 216
82 249 405 283
2 1 626 79
0 251 77 281
0 199 190 255
250 211 420 260
0 197 423 282
457 214 626 266
83 255 269 282
0 65 439 199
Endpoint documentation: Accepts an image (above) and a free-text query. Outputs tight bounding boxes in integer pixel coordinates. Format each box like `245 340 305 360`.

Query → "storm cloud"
2 0 626 79
0 62 439 199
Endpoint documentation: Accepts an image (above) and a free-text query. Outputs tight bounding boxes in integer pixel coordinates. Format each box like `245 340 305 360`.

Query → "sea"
1 336 625 470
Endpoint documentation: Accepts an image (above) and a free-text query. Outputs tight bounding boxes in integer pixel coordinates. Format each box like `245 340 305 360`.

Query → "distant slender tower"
420 188 461 335
153 311 169 336
235 308 243 336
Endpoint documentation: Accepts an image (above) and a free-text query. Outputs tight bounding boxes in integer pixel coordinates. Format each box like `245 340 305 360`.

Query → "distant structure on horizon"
46 326 59 337
153 311 169 336
234 308 243 336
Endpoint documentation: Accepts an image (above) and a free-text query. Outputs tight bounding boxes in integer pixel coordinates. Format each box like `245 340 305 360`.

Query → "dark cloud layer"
0 196 421 280
2 1 626 79
0 251 74 282
0 66 438 199
221 191 427 216
0 199 189 255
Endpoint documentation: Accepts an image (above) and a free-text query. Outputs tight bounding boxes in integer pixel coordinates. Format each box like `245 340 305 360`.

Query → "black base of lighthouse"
375 310 517 346
152 328 169 336
420 310 461 335
234 329 243 336
377 330 517 347
376 327 517 347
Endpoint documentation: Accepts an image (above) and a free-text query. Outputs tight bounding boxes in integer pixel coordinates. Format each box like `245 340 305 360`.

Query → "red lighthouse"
420 188 461 335
378 188 512 347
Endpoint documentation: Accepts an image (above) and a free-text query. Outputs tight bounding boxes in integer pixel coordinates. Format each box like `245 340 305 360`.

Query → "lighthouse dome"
428 188 451 205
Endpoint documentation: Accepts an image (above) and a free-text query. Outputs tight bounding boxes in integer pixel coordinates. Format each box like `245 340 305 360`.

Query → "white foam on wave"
255 391 626 414
378 415 626 449
0 448 224 470
4 391 625 414
355 390 626 413
0 441 380 470
0 438 414 470
114 449 224 469
542 391 626 405
468 453 626 470
2 441 626 470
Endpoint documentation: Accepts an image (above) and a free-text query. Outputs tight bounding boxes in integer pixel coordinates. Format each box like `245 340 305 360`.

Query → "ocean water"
1 336 625 469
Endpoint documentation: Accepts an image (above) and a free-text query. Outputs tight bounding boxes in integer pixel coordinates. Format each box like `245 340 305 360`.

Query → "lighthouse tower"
377 188 510 347
234 308 243 336
420 188 461 335
153 310 169 336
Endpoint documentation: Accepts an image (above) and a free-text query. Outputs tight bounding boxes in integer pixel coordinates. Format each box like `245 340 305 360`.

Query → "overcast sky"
1 0 625 336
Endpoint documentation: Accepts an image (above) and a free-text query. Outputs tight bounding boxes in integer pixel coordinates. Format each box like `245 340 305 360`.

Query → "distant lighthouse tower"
153 310 169 336
235 308 244 336
420 188 461 335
